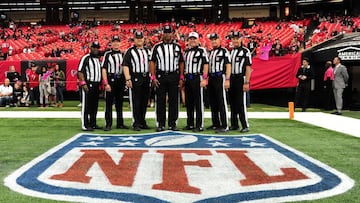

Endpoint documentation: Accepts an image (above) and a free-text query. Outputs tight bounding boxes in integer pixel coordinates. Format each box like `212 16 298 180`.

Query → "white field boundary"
0 111 359 138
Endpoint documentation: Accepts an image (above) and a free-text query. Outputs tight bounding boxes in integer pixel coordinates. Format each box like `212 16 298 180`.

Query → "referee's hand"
126 80 133 89
152 79 160 88
105 84 111 92
82 85 89 92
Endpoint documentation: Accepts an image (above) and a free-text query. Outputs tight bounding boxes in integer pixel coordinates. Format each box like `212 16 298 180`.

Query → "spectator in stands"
271 38 283 56
12 81 23 106
27 63 40 106
20 84 30 107
23 46 31 53
247 35 258 57
1 38 10 60
352 26 360 32
54 63 65 107
276 22 282 30
0 78 13 107
6 65 20 86
323 61 334 110
295 57 314 112
47 65 57 107
332 56 349 115
51 46 61 57
39 66 50 108
288 38 299 54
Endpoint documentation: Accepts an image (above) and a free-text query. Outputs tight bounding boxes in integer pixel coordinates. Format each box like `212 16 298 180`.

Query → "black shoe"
240 128 249 133
192 127 203 132
216 128 228 134
301 108 306 112
229 126 239 131
104 126 111 131
93 125 103 130
331 111 339 115
156 126 165 132
206 125 218 130
169 126 179 131
133 126 141 131
335 112 342 115
117 125 129 129
183 126 194 130
83 127 94 131
140 124 150 129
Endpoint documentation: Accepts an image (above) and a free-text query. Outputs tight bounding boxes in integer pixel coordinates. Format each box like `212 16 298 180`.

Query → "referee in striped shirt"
150 25 185 132
183 32 209 132
123 31 151 131
207 33 231 133
78 41 102 131
102 36 128 131
229 31 252 133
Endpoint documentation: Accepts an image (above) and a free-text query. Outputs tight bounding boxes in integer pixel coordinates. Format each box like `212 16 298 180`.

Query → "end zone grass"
1 118 359 203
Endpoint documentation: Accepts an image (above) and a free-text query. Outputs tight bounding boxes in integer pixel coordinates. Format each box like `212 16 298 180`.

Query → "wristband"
150 75 156 81
103 79 108 85
226 77 230 81
126 79 131 81
79 81 86 86
180 74 185 80
202 73 208 79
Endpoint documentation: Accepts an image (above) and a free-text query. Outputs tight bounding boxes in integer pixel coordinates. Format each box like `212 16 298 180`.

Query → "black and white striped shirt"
184 46 209 74
230 46 252 75
150 42 184 72
101 50 123 74
123 46 151 73
208 47 231 73
78 53 102 82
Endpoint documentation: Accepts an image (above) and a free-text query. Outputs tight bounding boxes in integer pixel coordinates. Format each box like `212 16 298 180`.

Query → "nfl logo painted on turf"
5 132 354 203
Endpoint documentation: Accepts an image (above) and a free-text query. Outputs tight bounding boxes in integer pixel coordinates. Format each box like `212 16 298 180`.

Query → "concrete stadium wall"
4 9 129 23
229 6 274 18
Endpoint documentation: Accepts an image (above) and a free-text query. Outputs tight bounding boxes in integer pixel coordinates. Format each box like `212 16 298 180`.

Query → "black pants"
81 82 100 130
156 72 179 128
129 74 150 128
185 75 204 128
229 75 248 129
296 82 311 110
105 75 126 128
208 75 228 129
29 86 39 105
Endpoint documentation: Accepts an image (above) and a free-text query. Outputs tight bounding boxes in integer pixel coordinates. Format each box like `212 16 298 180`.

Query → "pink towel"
323 67 334 81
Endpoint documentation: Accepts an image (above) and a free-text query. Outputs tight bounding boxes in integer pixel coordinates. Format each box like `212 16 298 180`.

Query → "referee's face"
163 32 172 42
211 38 220 48
231 37 242 47
91 47 99 55
112 41 121 50
134 37 144 47
188 37 198 48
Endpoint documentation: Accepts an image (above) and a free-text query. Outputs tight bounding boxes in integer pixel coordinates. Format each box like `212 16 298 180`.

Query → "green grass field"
0 116 359 203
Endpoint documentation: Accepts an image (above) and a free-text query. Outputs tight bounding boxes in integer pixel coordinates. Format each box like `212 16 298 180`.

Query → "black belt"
231 74 244 78
157 70 179 75
108 73 123 79
209 72 223 77
133 72 149 77
185 73 200 80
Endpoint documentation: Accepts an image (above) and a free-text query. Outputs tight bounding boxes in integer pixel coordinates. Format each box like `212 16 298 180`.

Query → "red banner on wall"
1 53 301 90
66 59 80 91
251 53 301 90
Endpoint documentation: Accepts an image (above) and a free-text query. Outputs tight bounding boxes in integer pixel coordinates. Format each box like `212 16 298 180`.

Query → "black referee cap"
91 41 100 48
209 33 219 39
135 31 144 38
112 35 120 42
231 31 241 38
163 25 172 33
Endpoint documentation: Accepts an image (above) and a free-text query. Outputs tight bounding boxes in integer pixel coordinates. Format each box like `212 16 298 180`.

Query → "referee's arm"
101 53 111 92
78 56 89 92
